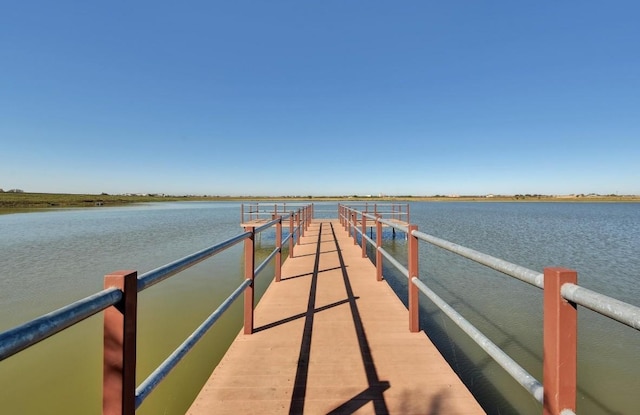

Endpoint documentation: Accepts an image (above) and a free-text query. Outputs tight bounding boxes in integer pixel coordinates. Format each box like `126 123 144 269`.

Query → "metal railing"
340 202 409 223
339 203 640 415
241 202 314 224
0 204 314 415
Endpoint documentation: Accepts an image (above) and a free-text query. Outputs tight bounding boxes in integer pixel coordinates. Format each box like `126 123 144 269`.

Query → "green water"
0 202 277 414
1 201 639 414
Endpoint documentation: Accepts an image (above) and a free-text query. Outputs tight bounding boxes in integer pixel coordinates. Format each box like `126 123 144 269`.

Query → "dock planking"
187 219 485 414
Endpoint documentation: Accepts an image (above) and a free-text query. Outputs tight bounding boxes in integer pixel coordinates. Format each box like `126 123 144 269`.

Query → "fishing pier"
1 202 639 414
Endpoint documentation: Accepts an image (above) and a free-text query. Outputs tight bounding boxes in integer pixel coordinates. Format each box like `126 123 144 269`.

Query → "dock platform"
187 219 485 414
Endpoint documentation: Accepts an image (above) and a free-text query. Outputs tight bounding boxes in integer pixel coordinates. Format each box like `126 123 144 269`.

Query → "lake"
1 201 638 414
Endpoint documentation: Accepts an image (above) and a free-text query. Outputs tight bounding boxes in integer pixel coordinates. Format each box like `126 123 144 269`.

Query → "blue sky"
1 1 638 196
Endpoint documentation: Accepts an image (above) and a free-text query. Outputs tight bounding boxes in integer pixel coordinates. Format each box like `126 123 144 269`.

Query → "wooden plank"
187 219 485 414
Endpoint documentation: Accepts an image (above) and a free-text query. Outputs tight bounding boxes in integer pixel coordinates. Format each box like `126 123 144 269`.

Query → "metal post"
275 216 282 282
352 212 357 245
543 267 577 415
408 224 419 332
296 211 301 245
376 215 383 281
343 206 347 229
304 206 309 232
244 226 255 334
344 206 348 230
289 214 294 258
103 270 138 415
304 205 308 231
361 213 367 258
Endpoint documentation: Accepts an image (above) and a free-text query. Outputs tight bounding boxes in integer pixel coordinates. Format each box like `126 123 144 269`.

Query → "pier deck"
187 219 484 414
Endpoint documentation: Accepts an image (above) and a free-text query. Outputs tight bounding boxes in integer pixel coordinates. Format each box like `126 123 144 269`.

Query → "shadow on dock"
289 222 390 414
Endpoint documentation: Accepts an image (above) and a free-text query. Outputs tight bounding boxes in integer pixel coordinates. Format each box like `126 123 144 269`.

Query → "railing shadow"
425 276 619 415
292 249 338 258
288 222 323 414
253 298 353 334
280 265 345 281
285 221 391 414
326 222 390 414
373 246 523 414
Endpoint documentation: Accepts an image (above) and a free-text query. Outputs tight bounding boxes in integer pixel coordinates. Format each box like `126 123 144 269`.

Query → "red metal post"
289 214 294 258
543 267 577 415
376 216 383 281
244 226 255 334
344 206 348 230
352 212 357 245
304 206 309 232
408 224 419 332
296 211 301 245
304 205 309 231
275 216 282 282
103 270 138 415
361 213 367 258
342 206 347 229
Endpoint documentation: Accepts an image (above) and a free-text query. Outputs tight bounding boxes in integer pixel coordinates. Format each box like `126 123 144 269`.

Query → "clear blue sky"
1 1 638 196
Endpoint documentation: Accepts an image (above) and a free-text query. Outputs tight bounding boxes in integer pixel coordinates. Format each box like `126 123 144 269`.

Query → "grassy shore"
1 192 638 212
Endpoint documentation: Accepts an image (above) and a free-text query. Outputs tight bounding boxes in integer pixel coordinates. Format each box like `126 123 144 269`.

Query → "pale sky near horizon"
1 1 639 196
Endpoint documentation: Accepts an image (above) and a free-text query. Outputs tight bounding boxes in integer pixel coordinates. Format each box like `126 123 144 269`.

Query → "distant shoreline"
1 192 639 212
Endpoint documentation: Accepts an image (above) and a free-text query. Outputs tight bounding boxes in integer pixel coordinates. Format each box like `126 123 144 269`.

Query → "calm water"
1 201 639 414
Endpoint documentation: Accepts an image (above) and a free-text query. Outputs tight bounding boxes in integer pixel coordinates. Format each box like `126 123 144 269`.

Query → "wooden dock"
187 219 485 414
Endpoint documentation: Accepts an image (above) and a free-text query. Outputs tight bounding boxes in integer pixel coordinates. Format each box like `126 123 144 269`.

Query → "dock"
187 219 485 414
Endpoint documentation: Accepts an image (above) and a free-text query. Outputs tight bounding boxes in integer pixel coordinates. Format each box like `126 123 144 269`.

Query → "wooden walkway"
187 219 485 415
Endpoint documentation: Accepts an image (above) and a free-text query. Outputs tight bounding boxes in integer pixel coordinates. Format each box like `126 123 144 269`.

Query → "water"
376 202 640 414
1 201 639 414
0 202 270 414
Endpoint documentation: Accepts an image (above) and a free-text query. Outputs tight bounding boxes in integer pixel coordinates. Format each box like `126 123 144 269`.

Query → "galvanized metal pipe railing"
254 217 284 278
134 208 313 410
411 277 544 403
561 283 640 331
0 204 314 415
134 278 252 408
412 230 544 289
241 202 309 225
138 232 251 291
340 204 552 408
341 204 409 223
339 204 640 415
0 288 123 361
